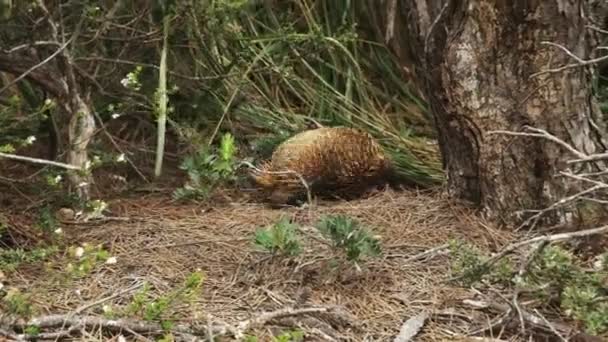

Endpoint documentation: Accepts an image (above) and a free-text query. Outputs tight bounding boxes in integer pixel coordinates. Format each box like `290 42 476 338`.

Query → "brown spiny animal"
250 126 396 206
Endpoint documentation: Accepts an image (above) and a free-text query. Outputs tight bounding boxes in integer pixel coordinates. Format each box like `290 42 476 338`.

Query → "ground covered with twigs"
1 188 606 341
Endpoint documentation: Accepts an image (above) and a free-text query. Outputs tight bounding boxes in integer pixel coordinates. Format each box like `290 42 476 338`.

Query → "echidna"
250 126 396 205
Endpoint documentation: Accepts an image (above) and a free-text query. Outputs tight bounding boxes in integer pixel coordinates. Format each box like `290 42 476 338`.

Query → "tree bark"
384 0 607 227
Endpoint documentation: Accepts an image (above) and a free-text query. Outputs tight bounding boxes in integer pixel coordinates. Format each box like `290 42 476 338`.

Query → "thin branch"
531 41 608 77
483 225 608 270
517 184 607 231
0 151 81 170
487 126 588 160
0 38 72 96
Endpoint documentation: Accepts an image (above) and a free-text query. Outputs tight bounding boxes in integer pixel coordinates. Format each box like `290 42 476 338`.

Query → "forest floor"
1 179 541 342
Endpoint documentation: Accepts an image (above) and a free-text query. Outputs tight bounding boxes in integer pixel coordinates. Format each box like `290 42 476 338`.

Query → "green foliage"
254 217 302 256
122 271 205 330
0 246 58 272
36 205 58 233
315 215 381 262
243 329 305 342
1 288 34 318
448 241 608 336
65 243 113 278
173 132 240 201
272 329 305 342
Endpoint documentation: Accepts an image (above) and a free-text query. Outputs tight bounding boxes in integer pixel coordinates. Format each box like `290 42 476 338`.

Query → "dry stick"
10 306 337 340
72 282 144 315
232 306 334 339
0 37 73 96
463 299 573 337
401 243 449 263
0 151 81 170
517 184 606 231
530 41 608 77
487 126 588 160
14 314 204 340
482 225 608 271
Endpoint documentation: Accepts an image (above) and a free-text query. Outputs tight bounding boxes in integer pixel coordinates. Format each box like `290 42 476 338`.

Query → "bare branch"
0 38 72 96
487 126 588 160
531 41 608 77
0 151 81 170
485 225 608 270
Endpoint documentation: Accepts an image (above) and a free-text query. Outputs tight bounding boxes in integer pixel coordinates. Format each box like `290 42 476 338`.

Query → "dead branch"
531 41 608 77
463 298 573 337
0 38 72 96
0 151 82 170
232 306 337 339
4 305 342 341
393 312 429 342
483 225 608 270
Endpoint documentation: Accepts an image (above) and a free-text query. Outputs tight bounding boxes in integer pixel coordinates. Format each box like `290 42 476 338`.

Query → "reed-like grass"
162 0 443 186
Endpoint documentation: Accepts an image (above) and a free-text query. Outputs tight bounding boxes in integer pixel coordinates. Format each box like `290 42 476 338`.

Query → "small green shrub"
254 218 302 256
123 271 205 330
0 246 59 272
448 241 608 335
173 132 239 200
314 215 381 262
1 288 34 317
65 243 113 278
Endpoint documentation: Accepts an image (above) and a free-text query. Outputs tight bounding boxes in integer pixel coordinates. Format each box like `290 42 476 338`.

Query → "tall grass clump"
164 0 442 187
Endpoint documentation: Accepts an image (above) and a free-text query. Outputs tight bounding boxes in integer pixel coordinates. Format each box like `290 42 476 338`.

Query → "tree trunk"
385 0 607 227
66 94 96 202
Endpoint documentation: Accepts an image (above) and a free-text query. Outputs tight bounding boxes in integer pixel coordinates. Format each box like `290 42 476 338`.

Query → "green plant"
36 205 58 233
254 218 302 256
314 215 381 262
173 132 239 201
1 288 34 317
273 329 305 342
123 271 205 330
65 243 113 278
0 246 59 272
448 241 608 335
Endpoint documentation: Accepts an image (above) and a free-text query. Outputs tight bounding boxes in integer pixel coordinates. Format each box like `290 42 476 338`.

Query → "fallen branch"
232 306 336 339
483 224 608 272
393 312 429 342
5 305 341 341
463 298 573 337
0 151 82 170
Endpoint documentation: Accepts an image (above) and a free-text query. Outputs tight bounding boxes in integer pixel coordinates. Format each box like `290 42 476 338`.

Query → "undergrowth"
449 240 608 336
254 214 382 265
173 132 241 201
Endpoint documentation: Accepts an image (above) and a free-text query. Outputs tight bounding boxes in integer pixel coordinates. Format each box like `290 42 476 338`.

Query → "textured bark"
0 51 95 202
385 0 607 227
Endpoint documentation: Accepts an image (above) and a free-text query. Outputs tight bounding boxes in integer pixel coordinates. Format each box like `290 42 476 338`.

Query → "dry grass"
3 188 524 341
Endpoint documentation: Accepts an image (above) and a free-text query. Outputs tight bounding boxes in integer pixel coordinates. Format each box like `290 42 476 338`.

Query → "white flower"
44 98 52 106
111 113 121 119
84 160 92 171
105 257 117 265
25 136 36 145
102 304 112 313
54 175 62 183
120 77 129 88
54 228 62 234
116 154 125 163
74 247 84 258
